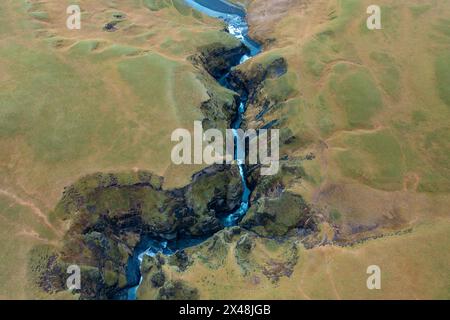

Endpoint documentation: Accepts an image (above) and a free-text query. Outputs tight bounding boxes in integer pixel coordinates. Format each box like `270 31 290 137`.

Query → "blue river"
125 0 262 300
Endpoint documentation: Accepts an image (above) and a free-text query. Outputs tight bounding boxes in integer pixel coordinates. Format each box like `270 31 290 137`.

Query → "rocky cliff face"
226 55 289 129
32 166 243 299
190 42 250 130
242 164 317 239
227 56 288 100
191 42 250 79
190 40 318 240
29 27 318 300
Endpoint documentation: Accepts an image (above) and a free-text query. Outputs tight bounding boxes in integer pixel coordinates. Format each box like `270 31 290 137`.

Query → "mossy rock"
241 192 314 237
156 280 199 300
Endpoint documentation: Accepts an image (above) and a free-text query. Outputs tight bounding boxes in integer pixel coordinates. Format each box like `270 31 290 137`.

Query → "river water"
125 0 261 300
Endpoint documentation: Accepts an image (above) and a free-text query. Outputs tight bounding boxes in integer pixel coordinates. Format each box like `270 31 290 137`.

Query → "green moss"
185 167 242 218
51 171 164 222
242 192 311 237
28 245 66 292
28 245 56 282
157 280 199 300
194 234 228 269
104 270 119 286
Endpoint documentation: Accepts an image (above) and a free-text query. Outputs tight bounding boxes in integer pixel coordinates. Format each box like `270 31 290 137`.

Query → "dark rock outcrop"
240 191 315 237
241 166 316 238
191 41 250 79
168 250 191 271
156 280 199 300
190 41 249 130
37 166 243 299
226 56 290 134
226 57 288 104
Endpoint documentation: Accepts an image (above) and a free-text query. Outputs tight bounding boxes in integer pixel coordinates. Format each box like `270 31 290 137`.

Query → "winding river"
125 0 262 300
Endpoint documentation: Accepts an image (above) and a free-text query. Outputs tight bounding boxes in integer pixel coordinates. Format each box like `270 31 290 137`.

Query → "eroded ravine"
125 0 262 300
27 0 319 299
30 0 274 300
26 0 318 300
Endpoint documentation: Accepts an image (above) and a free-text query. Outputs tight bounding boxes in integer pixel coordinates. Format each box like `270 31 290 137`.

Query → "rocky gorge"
28 0 317 300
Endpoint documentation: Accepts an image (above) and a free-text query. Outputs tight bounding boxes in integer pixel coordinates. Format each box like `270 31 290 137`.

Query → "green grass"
94 44 141 60
302 0 363 78
370 51 401 100
315 94 336 135
0 195 58 299
331 69 383 128
261 71 298 102
302 37 334 78
117 53 206 128
336 130 405 190
242 192 310 237
144 0 171 11
332 0 362 32
436 18 450 38
329 208 342 222
409 4 432 17
68 40 102 55
424 127 450 172
411 110 427 125
29 11 49 22
436 53 450 107
143 0 194 16
0 43 118 162
172 0 192 16
159 29 240 56
1 0 450 300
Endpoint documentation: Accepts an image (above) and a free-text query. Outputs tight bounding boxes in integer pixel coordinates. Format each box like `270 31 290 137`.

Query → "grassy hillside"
139 220 449 299
150 0 450 299
0 0 240 298
252 0 450 298
1 0 449 299
239 0 450 230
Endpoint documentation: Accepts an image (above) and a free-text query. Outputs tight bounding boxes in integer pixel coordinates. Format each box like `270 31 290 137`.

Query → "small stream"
125 0 262 300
